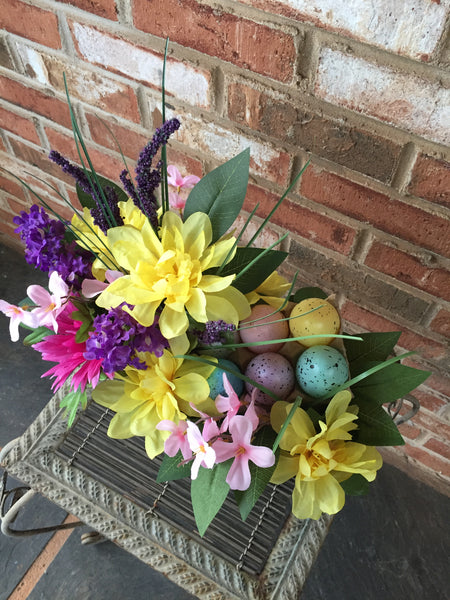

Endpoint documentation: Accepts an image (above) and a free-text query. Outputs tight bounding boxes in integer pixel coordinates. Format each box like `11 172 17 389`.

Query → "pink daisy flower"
33 302 108 392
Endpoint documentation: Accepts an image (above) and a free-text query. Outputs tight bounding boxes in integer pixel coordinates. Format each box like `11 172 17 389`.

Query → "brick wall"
0 0 449 493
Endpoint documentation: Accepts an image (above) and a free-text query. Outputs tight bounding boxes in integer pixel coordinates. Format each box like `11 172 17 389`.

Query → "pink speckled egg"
245 352 295 407
240 304 289 354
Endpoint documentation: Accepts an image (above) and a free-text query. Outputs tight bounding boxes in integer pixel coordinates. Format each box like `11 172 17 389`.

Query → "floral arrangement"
0 65 430 536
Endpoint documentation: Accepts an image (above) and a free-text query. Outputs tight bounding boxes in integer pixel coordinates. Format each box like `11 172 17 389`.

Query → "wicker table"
0 387 332 600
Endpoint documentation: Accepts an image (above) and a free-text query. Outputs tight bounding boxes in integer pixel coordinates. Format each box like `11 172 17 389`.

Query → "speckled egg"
245 352 295 406
240 304 289 354
296 345 349 398
207 359 244 399
289 298 340 347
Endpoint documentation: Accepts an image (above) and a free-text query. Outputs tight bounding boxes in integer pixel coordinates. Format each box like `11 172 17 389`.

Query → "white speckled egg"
296 345 349 398
240 304 288 354
245 352 295 406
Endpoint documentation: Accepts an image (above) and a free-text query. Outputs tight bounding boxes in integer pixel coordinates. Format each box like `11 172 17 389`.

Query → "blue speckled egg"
296 345 349 398
207 359 244 399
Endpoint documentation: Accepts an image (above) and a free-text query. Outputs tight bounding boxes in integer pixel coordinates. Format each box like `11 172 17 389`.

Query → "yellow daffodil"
246 271 291 309
96 211 251 340
92 349 217 458
270 391 382 520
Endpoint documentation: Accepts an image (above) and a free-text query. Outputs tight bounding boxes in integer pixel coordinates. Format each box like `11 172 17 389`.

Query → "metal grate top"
55 401 294 576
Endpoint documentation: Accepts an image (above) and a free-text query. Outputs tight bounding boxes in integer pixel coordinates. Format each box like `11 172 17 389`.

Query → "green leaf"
23 326 53 346
184 148 250 242
352 362 431 405
156 451 191 482
344 331 402 376
60 389 87 428
76 175 128 211
352 398 404 446
340 474 370 496
291 287 327 302
216 247 288 294
234 427 279 521
191 460 231 536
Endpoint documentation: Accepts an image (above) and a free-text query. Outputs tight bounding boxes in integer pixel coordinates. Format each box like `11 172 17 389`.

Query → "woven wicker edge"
3 388 332 600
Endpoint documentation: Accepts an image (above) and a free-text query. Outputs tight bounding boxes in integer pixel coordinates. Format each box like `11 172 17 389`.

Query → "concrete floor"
0 241 449 600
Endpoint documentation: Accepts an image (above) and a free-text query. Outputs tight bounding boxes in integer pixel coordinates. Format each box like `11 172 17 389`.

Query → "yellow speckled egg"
289 298 340 347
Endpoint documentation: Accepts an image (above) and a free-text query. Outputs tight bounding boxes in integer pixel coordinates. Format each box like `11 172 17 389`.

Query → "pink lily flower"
168 191 186 213
213 416 275 491
81 270 123 298
186 421 216 480
167 165 200 190
215 374 242 433
27 271 69 333
156 420 192 460
0 300 38 342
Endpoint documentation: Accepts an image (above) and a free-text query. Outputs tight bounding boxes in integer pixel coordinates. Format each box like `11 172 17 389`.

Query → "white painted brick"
239 0 449 60
166 108 290 184
71 23 211 109
315 48 450 146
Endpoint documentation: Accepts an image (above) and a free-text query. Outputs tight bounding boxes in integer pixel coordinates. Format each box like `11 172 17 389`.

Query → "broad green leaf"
352 398 404 446
76 174 128 211
291 287 327 303
344 332 401 376
156 451 191 482
216 247 288 293
234 427 279 521
352 362 431 405
184 148 250 242
340 474 370 496
23 326 53 346
60 389 87 428
191 460 231 536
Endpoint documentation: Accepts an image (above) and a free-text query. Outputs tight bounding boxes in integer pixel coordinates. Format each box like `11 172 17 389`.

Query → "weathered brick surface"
408 153 450 208
365 242 450 302
315 49 450 146
404 442 450 478
70 22 212 109
301 165 450 258
235 0 448 61
15 47 141 124
288 241 432 324
86 113 149 159
430 309 450 339
132 0 296 83
0 36 14 70
0 76 72 129
58 0 118 20
8 138 74 185
167 109 291 186
0 0 61 49
341 300 447 362
228 82 402 183
244 183 357 254
0 105 40 144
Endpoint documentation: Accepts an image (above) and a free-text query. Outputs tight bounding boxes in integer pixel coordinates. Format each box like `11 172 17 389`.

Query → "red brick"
0 175 27 201
0 207 20 238
300 165 450 258
408 154 450 209
404 408 450 439
365 242 450 302
0 76 71 129
341 300 447 362
228 82 402 184
424 437 450 460
430 309 450 338
244 183 357 255
41 57 140 124
45 128 125 185
404 443 450 478
0 106 40 145
86 113 149 160
165 149 203 180
132 0 296 83
8 138 74 185
0 0 61 49
58 0 118 20
397 421 422 441
414 389 447 414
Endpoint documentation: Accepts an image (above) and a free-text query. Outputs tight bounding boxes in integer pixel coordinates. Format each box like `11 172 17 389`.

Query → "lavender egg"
245 352 295 406
296 345 349 398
